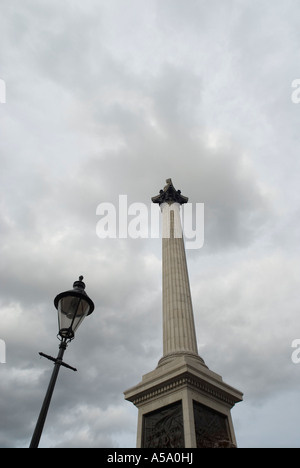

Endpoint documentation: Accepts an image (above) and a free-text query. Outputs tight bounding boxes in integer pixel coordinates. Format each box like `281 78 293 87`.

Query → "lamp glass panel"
58 295 90 335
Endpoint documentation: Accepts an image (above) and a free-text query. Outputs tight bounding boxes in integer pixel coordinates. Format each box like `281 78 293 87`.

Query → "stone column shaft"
161 202 198 357
124 179 243 449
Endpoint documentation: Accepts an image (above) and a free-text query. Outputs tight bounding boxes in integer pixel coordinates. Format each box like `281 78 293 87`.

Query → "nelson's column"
124 179 243 448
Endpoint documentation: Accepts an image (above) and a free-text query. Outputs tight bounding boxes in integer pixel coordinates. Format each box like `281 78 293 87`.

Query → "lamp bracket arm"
38 352 77 372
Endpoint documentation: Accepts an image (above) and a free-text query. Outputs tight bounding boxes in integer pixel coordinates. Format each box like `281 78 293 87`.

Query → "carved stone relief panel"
193 401 233 448
142 401 184 448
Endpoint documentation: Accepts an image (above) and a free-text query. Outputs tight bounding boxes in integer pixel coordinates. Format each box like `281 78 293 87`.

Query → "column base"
157 351 207 368
124 354 243 448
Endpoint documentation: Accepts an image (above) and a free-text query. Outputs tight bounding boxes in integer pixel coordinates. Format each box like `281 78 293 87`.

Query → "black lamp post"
29 276 94 449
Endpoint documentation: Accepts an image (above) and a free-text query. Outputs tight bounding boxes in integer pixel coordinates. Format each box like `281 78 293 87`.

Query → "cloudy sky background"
1 0 300 448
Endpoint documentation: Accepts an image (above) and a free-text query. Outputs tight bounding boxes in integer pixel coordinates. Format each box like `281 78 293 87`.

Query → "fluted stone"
161 202 198 358
153 180 205 366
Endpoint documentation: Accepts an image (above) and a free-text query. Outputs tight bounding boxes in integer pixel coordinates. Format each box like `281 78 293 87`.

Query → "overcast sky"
1 0 300 448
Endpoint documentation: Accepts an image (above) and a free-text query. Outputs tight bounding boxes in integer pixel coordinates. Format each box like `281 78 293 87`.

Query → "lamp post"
29 276 94 449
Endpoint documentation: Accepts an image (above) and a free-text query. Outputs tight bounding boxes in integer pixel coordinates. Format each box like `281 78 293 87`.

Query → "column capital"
152 178 188 206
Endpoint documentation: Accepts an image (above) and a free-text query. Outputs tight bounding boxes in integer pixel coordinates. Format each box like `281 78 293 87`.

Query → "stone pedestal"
124 355 242 448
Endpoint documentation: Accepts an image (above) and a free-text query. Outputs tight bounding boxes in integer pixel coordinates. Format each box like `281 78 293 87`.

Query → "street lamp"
29 276 94 449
